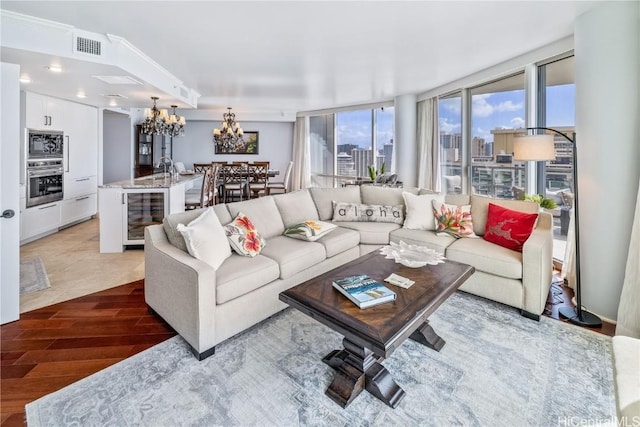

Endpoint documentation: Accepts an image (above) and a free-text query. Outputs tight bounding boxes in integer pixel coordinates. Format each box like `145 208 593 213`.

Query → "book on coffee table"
332 274 396 309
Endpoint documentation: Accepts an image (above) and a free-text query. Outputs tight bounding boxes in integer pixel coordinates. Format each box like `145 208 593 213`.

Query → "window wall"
310 105 394 187
438 93 463 193
469 73 526 199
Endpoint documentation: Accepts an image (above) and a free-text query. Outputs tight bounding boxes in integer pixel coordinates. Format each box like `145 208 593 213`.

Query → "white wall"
575 1 640 321
1 62 21 324
102 110 133 183
171 120 294 177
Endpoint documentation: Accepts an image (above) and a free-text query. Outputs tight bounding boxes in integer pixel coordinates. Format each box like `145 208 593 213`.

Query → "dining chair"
185 164 219 209
267 161 293 195
193 163 212 173
221 162 247 202
248 161 270 199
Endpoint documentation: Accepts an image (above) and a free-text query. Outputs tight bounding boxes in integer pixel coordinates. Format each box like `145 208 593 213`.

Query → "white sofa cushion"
272 189 320 227
316 226 360 258
360 185 419 206
216 254 280 304
402 192 444 231
227 196 285 239
470 195 538 236
260 235 327 279
284 220 337 242
389 228 455 254
334 221 401 245
332 202 404 224
176 208 231 269
446 237 523 279
309 186 361 220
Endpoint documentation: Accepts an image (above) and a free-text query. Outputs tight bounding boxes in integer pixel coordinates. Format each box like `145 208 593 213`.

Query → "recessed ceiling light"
109 99 118 107
46 65 62 73
77 91 87 99
19 75 31 83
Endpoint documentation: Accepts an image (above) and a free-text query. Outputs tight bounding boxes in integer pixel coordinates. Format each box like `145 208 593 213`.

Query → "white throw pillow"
402 192 444 231
176 208 231 269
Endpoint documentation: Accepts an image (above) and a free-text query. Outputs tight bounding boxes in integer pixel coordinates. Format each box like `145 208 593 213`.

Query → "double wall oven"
26 130 64 208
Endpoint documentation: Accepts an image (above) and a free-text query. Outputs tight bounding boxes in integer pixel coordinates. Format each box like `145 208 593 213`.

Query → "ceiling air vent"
75 36 102 56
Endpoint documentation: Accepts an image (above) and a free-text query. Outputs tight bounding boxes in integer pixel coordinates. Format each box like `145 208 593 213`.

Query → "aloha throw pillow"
176 208 231 269
432 200 477 239
483 203 538 252
402 192 444 231
224 212 266 257
332 202 404 224
283 220 337 242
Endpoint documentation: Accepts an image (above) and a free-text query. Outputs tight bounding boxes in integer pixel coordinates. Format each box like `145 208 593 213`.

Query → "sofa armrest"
521 211 554 315
144 224 218 354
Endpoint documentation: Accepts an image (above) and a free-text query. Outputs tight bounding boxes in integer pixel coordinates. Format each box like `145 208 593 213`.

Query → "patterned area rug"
25 292 615 427
20 256 51 295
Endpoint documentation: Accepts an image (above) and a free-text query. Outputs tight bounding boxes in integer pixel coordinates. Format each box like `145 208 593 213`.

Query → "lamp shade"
513 134 556 161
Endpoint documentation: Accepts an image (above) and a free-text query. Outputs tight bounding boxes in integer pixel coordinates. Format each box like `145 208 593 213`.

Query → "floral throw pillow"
432 200 477 239
224 212 266 257
483 203 538 252
284 220 337 242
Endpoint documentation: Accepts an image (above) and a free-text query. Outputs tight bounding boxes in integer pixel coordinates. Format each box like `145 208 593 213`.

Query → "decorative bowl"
379 241 446 268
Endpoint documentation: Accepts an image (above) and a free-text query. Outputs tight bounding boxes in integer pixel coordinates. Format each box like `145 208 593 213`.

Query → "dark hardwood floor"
1 276 615 427
0 280 176 427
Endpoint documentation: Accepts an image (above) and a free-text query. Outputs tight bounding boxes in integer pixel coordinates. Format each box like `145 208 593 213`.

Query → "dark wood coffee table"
279 251 474 409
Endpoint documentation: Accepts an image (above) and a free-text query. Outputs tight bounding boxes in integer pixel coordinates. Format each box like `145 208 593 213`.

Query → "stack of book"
332 274 396 309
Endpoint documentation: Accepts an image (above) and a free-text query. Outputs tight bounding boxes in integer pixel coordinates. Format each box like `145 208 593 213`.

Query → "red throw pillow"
483 203 538 252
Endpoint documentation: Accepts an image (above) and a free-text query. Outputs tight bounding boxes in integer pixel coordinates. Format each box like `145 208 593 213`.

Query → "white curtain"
561 205 577 292
616 181 640 338
290 116 310 191
417 97 441 192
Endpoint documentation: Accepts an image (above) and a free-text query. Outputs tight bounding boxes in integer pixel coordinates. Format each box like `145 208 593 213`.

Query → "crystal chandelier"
212 107 244 152
166 105 186 137
141 97 169 136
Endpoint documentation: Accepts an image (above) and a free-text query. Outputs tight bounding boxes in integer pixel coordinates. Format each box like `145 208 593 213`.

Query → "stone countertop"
100 173 202 189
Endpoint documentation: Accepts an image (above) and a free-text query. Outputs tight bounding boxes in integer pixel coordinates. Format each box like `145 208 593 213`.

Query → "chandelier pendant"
213 107 244 153
141 97 187 137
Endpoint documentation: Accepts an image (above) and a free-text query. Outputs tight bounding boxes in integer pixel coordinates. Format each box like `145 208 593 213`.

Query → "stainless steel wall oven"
26 159 64 208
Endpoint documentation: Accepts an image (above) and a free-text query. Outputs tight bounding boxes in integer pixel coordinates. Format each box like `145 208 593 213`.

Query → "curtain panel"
616 181 640 338
417 98 441 192
291 116 311 191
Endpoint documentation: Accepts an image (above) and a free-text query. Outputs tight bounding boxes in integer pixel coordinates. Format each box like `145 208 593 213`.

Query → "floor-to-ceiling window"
309 114 334 187
309 104 394 187
538 55 575 262
438 93 463 193
470 73 526 199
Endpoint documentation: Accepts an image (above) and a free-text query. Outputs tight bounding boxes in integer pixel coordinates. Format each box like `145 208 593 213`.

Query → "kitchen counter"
100 172 201 189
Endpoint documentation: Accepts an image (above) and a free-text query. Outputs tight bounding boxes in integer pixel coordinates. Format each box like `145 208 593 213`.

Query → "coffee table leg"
322 338 405 408
409 321 445 351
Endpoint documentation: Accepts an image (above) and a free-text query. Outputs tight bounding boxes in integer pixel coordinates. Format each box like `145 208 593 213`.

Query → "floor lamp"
513 127 602 328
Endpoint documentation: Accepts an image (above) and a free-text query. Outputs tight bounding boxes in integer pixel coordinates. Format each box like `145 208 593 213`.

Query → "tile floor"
19 218 144 313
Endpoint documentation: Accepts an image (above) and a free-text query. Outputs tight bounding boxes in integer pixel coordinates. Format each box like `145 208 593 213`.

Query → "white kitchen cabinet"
64 102 98 180
24 92 64 130
21 202 61 241
64 175 97 199
61 193 97 226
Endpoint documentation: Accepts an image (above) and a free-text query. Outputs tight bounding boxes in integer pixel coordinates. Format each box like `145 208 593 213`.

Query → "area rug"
19 256 51 295
25 292 615 427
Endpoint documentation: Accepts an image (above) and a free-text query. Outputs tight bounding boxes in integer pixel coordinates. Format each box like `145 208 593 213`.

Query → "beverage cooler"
122 189 167 244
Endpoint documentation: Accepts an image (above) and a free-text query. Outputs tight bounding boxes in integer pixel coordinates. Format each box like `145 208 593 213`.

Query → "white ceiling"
0 1 602 117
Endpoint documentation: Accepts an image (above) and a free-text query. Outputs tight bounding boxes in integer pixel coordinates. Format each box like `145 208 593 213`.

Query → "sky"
327 83 574 151
440 84 576 142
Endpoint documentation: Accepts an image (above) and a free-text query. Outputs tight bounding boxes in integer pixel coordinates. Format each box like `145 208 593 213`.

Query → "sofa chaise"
144 185 553 360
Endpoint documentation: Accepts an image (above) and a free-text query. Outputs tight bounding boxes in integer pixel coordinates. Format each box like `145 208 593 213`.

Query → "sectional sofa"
144 185 553 360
